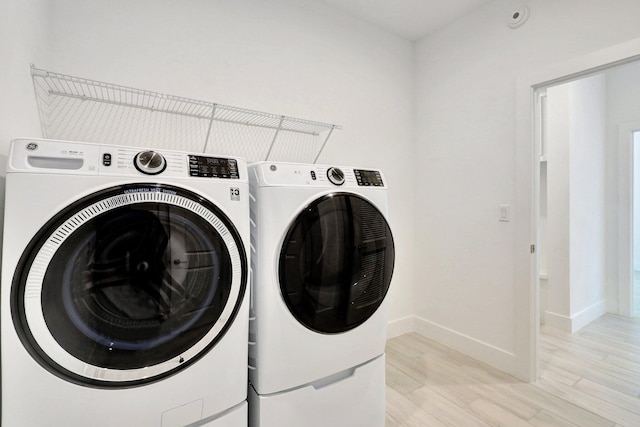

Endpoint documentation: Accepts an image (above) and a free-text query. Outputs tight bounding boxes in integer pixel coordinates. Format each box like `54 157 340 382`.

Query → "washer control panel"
10 138 246 180
188 155 239 179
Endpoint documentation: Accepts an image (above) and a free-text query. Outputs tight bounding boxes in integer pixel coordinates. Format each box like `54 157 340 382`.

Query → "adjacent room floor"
385 314 640 426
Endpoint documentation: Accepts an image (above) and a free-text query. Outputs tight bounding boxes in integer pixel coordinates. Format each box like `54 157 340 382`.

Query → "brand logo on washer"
26 142 38 151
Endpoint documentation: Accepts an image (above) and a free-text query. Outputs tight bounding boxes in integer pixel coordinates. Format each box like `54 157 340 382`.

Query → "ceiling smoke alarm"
508 6 530 29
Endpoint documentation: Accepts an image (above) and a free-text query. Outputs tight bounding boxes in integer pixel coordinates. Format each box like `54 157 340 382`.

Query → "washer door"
279 193 394 334
12 184 246 387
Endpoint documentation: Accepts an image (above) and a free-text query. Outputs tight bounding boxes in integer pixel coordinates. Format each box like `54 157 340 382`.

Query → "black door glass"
11 184 246 386
41 203 231 369
279 194 394 333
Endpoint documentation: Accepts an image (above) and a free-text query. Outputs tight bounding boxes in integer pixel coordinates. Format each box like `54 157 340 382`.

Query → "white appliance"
1 138 250 426
247 162 395 427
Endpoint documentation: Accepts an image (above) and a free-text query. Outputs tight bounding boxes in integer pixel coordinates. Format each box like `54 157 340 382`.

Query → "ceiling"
317 0 494 40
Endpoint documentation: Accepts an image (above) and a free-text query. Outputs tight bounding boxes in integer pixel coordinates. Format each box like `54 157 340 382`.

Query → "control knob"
134 151 166 175
327 167 345 186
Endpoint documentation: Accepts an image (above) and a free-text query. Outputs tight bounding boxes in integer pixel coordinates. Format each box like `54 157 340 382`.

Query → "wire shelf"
31 66 340 163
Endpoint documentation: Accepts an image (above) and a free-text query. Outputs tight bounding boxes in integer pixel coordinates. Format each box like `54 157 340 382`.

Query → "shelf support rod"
264 116 285 161
313 125 336 164
202 103 218 153
31 65 48 138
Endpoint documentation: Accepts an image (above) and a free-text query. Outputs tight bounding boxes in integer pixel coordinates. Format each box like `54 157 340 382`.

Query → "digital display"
188 155 239 179
354 169 383 186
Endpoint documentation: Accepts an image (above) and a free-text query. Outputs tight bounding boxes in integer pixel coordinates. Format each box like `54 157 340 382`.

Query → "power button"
102 153 112 167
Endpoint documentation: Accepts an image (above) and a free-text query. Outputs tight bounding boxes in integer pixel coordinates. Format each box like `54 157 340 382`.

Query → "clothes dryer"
1 139 250 426
247 162 395 427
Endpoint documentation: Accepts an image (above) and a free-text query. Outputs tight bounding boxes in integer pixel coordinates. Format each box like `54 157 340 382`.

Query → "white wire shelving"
31 66 340 163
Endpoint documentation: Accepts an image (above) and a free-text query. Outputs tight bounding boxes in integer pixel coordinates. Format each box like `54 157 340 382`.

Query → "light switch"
499 204 510 222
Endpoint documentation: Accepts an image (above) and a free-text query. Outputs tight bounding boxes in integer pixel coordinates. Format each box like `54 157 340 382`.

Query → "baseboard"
544 311 571 332
570 299 607 332
545 299 606 333
386 316 415 339
393 316 517 376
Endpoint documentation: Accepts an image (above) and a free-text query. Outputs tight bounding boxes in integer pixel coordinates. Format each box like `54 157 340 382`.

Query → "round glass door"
11 184 246 387
279 193 394 334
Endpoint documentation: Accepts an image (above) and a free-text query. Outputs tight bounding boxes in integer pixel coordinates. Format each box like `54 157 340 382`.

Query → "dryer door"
11 184 247 387
279 193 394 334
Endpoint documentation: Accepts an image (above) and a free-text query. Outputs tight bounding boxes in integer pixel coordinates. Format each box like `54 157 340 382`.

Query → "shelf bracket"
313 125 336 163
202 103 218 153
264 116 285 161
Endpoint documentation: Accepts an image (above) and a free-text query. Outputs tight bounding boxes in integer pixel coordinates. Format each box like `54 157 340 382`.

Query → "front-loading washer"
1 138 250 426
247 162 395 427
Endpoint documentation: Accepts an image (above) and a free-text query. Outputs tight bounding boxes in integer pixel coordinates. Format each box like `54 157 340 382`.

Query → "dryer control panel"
253 162 386 189
354 169 384 187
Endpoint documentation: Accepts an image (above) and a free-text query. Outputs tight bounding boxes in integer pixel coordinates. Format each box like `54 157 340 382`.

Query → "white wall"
414 0 640 374
605 60 640 315
1 0 415 324
545 75 607 332
634 133 640 269
568 75 607 329
0 0 51 146
545 83 571 325
635 132 640 271
606 61 640 272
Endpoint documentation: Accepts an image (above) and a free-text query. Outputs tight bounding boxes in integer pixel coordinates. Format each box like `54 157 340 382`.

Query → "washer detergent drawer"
249 354 385 427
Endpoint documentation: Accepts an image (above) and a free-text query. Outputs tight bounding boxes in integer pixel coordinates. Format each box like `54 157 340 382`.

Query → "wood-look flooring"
385 314 640 426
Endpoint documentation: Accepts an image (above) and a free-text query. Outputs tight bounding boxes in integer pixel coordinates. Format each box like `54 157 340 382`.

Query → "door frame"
618 123 640 317
515 37 640 381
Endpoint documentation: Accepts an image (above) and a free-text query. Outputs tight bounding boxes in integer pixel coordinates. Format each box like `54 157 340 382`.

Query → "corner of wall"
386 316 415 339
388 315 517 376
544 298 607 333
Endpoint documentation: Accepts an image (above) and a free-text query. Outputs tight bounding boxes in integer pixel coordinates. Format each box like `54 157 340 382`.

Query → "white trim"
386 316 415 339
618 121 640 317
543 311 572 332
516 36 640 382
571 300 607 332
389 316 517 375
544 300 606 333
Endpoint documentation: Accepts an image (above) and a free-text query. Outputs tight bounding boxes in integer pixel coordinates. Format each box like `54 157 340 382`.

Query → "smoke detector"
508 6 530 29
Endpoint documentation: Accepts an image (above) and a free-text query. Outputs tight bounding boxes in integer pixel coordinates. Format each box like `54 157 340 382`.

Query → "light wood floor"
385 314 640 426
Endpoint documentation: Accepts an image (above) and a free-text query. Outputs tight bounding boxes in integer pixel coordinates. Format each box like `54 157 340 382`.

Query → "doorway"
536 73 607 333
515 37 640 381
633 131 640 317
